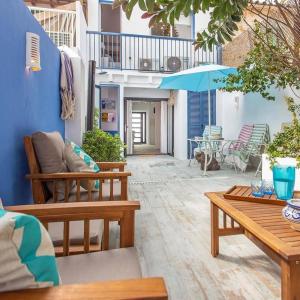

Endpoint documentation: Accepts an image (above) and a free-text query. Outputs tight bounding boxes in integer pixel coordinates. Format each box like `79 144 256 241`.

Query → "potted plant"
265 105 300 198
82 129 125 162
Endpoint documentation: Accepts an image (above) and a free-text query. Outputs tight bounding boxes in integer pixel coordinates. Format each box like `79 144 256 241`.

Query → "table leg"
281 260 300 300
211 202 219 257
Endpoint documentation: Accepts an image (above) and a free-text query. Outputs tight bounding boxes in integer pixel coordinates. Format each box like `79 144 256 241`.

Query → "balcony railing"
29 6 76 48
87 31 221 72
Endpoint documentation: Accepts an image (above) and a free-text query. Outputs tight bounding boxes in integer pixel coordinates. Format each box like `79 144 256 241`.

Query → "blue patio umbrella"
159 64 237 135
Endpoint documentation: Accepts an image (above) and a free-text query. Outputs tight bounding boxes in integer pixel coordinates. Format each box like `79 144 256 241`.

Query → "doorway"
124 98 168 156
100 3 121 68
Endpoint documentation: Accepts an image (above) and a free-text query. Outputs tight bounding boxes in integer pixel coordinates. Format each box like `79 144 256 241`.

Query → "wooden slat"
53 181 58 203
88 180 92 202
98 180 103 201
102 219 110 250
63 221 70 256
110 178 114 201
84 219 90 253
76 179 81 202
64 179 70 202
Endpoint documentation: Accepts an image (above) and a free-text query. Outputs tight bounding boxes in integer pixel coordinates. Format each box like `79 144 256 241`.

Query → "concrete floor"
127 155 280 300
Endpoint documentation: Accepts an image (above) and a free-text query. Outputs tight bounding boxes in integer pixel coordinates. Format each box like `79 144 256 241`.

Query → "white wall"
174 90 188 160
217 89 294 140
124 87 169 99
161 101 168 154
121 6 150 35
87 0 99 30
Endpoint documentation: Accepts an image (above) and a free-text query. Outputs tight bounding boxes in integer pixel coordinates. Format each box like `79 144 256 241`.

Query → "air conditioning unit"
139 58 153 71
163 56 189 72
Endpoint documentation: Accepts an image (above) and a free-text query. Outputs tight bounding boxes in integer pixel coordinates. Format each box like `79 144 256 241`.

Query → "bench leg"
211 202 219 257
281 260 300 300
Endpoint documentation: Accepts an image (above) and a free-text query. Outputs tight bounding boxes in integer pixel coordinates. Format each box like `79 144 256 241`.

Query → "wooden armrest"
97 161 127 171
26 171 131 180
5 201 140 221
1 277 168 300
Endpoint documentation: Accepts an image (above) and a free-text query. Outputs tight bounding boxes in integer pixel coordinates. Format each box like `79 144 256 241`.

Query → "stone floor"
133 144 161 155
127 155 280 300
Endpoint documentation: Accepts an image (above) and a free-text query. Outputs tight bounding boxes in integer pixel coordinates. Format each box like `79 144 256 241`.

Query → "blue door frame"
187 91 216 158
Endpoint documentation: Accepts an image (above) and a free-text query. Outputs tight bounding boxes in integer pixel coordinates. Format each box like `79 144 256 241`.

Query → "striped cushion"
66 141 100 190
203 126 222 138
0 210 60 292
246 124 270 154
231 124 254 150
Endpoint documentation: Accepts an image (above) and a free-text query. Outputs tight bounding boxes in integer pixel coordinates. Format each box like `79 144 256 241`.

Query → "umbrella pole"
208 73 211 136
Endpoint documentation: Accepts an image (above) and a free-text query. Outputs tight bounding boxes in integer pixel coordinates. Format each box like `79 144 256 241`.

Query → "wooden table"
206 192 300 300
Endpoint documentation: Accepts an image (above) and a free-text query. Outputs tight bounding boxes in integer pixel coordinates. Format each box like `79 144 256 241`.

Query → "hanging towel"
60 51 75 120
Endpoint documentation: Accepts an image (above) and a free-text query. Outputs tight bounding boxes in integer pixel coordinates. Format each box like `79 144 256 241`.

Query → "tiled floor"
127 155 280 300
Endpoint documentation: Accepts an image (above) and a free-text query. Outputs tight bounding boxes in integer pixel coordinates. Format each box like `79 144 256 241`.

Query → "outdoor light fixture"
26 32 41 71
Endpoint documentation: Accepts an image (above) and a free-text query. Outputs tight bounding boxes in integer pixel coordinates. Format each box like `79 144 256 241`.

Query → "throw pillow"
65 141 100 190
0 209 60 292
32 131 71 201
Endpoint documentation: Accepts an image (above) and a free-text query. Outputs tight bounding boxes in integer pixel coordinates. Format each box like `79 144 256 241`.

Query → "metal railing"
87 31 220 72
29 6 76 48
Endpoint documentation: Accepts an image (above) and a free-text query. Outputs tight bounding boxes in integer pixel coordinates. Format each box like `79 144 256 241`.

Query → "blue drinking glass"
272 165 296 200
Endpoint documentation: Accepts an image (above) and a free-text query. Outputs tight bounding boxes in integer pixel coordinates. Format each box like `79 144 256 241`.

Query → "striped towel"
60 51 75 120
231 124 254 150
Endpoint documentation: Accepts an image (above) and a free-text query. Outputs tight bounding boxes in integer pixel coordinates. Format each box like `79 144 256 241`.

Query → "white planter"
262 154 300 190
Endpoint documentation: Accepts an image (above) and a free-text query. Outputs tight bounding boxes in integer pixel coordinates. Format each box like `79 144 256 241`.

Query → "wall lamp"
26 32 41 72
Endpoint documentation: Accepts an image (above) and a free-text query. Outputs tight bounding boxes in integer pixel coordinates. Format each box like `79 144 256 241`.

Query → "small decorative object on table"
282 199 300 231
251 180 264 197
273 165 296 200
262 180 274 195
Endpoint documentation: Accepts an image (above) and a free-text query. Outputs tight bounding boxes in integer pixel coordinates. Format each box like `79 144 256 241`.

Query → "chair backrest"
246 124 270 154
24 136 48 204
232 124 254 150
203 125 222 137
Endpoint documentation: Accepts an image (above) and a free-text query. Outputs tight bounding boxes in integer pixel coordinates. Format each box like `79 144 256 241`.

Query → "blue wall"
0 0 64 205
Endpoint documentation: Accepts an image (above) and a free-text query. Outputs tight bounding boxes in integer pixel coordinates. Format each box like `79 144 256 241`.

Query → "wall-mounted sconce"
234 96 240 110
26 32 41 71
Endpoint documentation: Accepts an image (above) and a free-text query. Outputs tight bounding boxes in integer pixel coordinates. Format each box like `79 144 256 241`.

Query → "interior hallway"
126 155 280 300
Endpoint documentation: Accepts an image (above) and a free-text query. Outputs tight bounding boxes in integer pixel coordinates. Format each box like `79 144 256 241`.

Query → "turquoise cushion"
66 141 100 190
0 209 60 292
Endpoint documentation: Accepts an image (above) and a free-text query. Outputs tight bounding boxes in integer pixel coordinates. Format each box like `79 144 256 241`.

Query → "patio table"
188 137 223 175
206 191 300 300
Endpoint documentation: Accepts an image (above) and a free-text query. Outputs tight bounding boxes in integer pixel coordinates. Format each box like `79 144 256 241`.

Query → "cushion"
48 219 104 246
65 141 100 190
32 131 70 200
56 248 141 284
0 209 60 292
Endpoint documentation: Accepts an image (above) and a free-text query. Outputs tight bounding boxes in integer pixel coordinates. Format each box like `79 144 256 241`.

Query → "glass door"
132 112 146 144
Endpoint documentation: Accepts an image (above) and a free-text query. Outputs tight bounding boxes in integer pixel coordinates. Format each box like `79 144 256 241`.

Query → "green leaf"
138 0 147 11
146 0 154 12
125 0 138 18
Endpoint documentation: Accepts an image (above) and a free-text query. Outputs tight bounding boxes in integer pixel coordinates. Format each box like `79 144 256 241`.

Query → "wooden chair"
24 136 131 204
1 201 168 300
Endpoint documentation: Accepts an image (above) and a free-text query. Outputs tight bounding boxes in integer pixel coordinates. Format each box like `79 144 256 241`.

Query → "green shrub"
82 129 125 162
267 119 300 168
